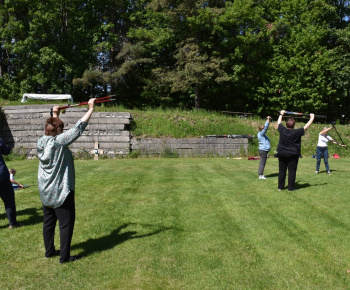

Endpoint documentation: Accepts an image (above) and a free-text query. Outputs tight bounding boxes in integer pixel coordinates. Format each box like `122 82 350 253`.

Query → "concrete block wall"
0 105 131 158
0 105 250 158
131 137 248 157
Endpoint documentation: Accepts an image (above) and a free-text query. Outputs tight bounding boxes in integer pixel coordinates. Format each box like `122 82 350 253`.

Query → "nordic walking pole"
58 95 116 110
331 123 348 149
278 110 327 119
50 95 116 116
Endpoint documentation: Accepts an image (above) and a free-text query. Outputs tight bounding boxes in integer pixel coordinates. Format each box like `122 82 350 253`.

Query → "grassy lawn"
1 157 350 289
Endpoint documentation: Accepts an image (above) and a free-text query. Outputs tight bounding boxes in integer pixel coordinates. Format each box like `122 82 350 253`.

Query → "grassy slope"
1 98 349 157
1 158 350 289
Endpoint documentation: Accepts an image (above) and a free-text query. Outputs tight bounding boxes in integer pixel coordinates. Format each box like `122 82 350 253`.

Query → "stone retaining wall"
0 105 131 158
131 137 248 157
0 105 249 158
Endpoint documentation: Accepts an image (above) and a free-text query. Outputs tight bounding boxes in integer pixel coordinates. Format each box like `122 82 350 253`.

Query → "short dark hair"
286 118 295 129
45 117 64 136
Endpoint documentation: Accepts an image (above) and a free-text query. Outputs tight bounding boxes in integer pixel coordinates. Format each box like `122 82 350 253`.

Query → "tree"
0 0 101 100
256 0 348 118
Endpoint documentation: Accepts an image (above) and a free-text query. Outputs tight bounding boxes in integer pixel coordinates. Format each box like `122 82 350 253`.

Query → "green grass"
1 157 350 289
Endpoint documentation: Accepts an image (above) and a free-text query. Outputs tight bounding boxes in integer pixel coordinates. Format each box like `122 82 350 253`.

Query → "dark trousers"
0 178 17 226
258 150 269 176
43 191 75 263
278 154 299 191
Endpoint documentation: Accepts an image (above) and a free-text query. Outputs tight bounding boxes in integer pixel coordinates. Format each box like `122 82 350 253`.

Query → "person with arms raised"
37 98 96 263
257 116 272 179
277 110 314 192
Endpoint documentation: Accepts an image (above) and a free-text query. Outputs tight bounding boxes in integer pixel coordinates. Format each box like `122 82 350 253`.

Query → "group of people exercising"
258 110 346 191
0 104 346 264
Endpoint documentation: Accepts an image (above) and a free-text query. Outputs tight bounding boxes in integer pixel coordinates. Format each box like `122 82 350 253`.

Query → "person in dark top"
277 110 315 191
0 138 22 229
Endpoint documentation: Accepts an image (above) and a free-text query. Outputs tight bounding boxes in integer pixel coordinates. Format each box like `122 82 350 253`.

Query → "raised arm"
54 98 96 146
81 98 96 123
320 127 333 135
303 113 315 131
277 110 285 125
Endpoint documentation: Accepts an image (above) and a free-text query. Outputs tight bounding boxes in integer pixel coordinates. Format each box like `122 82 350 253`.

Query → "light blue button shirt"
257 120 271 151
37 120 88 208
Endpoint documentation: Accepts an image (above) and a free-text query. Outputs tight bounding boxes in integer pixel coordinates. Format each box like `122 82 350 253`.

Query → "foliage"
3 146 27 161
1 0 350 117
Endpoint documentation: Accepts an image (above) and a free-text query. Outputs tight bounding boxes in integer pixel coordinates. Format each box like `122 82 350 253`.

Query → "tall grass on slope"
129 108 254 138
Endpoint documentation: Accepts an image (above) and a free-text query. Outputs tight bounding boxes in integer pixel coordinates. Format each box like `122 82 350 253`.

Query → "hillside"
1 99 349 157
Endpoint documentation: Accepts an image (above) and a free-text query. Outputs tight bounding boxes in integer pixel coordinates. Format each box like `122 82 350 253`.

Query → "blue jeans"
316 146 329 172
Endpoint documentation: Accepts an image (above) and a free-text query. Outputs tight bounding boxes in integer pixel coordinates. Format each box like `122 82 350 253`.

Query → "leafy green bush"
3 146 27 161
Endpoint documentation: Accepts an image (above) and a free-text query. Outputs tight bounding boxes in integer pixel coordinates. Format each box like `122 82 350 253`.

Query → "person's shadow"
0 207 42 229
293 182 327 190
265 173 278 178
71 222 176 257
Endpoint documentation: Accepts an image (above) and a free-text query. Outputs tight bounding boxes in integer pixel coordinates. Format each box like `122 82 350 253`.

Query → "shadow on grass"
72 223 176 256
0 207 42 229
295 182 327 189
265 173 278 178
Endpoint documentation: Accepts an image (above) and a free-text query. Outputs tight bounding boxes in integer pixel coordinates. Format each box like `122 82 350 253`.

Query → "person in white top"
315 127 346 174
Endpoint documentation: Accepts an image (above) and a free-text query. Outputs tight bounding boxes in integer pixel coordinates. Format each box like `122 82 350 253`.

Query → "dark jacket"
0 138 11 183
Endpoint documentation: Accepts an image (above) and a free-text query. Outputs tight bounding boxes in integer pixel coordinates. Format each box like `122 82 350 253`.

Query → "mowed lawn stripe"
2 158 350 289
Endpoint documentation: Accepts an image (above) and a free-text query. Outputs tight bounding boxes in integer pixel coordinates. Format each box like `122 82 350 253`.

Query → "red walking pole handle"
57 95 115 110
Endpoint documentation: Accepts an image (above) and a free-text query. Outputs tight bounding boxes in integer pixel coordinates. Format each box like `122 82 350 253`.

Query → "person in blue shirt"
257 116 272 179
0 138 22 229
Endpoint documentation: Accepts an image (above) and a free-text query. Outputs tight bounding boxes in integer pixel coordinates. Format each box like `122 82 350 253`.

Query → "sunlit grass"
1 158 350 289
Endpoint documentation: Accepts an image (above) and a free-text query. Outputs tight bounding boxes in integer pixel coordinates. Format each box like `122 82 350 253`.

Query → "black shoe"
45 250 60 259
60 255 82 264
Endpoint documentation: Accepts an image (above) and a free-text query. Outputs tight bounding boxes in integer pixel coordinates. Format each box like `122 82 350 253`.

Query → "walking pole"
278 110 327 119
331 122 348 149
50 95 116 116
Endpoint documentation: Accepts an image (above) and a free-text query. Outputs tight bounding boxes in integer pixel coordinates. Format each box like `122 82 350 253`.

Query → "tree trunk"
194 83 200 109
0 45 2 77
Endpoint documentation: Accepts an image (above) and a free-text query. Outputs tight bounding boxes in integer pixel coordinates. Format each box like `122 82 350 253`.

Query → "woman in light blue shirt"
37 98 95 263
257 116 271 179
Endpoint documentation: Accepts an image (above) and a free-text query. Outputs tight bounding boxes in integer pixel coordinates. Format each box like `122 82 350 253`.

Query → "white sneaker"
259 175 267 179
315 171 319 174
327 171 331 175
